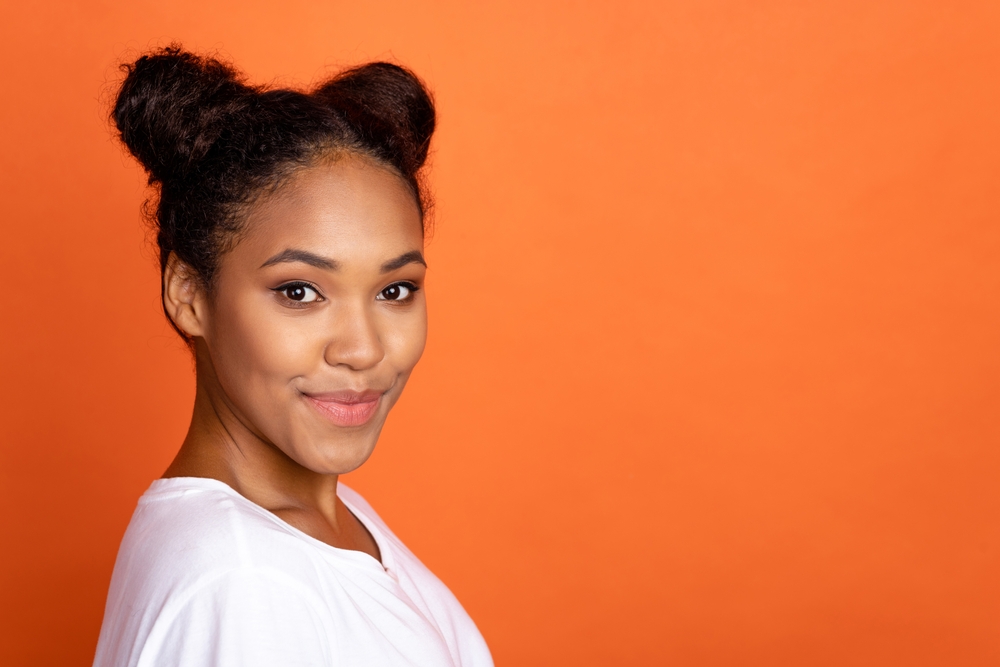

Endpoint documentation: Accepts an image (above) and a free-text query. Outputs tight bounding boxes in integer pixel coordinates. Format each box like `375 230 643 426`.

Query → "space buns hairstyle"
112 45 435 300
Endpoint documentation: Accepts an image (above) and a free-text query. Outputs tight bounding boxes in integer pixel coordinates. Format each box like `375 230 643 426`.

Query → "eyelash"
272 281 323 305
271 281 420 306
377 281 420 304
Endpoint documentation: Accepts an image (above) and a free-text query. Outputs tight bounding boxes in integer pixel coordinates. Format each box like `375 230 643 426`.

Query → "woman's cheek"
388 309 427 374
214 295 306 409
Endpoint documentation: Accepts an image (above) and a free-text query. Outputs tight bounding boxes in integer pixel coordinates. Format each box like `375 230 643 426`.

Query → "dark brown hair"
112 45 435 329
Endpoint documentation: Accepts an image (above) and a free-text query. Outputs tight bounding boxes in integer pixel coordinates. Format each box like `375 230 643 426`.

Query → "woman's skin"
161 154 427 562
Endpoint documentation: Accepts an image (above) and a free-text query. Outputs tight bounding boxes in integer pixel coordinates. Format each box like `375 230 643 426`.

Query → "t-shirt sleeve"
138 569 334 667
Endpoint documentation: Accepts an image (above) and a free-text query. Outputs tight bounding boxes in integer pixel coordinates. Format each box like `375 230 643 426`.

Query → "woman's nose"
322 300 385 371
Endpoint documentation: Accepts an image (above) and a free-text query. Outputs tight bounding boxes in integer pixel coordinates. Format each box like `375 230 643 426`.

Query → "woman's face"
193 155 427 475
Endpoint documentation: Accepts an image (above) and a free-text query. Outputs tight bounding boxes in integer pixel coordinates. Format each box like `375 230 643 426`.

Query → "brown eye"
276 283 321 303
376 283 415 302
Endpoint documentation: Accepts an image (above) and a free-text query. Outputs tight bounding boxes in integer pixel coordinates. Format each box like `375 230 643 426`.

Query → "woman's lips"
303 390 383 427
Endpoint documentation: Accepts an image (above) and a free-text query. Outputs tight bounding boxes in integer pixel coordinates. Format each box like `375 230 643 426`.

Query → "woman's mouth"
302 390 384 427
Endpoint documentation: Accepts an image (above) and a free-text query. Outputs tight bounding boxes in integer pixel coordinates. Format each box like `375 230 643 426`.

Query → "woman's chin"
287 430 383 476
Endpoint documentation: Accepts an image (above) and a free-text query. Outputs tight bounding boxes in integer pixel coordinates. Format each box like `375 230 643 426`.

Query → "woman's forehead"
235 157 424 263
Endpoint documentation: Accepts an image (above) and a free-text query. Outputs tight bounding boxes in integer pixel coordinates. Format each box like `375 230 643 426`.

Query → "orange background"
1 2 998 665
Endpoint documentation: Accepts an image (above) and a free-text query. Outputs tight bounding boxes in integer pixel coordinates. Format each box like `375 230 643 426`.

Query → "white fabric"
93 477 493 667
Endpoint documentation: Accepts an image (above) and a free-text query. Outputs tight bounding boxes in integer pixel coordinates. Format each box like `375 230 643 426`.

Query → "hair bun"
314 62 436 178
113 46 254 184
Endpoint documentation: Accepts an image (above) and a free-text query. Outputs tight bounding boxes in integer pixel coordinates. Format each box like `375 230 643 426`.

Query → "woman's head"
113 47 435 474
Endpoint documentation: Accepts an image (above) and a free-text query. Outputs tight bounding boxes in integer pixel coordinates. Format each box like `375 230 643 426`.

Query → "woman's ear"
163 253 208 338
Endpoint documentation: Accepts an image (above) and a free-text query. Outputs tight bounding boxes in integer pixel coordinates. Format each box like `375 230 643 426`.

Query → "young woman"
93 47 493 667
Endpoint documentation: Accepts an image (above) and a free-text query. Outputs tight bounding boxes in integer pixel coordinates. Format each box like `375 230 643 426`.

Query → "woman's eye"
377 282 416 302
276 283 321 303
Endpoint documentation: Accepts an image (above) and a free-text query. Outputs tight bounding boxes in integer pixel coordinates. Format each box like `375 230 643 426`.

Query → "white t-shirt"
93 477 493 667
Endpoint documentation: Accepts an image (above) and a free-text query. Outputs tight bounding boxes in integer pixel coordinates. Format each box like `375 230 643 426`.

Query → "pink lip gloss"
303 391 383 427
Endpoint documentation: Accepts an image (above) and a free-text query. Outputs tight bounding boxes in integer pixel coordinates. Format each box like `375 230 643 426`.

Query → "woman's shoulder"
118 477 322 580
95 478 341 667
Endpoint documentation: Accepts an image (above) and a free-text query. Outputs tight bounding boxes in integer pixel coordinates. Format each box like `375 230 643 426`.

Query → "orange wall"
1 2 998 665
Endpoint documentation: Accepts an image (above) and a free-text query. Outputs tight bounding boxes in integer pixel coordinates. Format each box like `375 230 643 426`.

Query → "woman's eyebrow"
381 250 427 273
260 249 338 270
259 248 425 272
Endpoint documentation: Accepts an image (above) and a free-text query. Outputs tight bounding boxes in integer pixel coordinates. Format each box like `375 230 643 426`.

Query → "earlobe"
163 253 207 338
